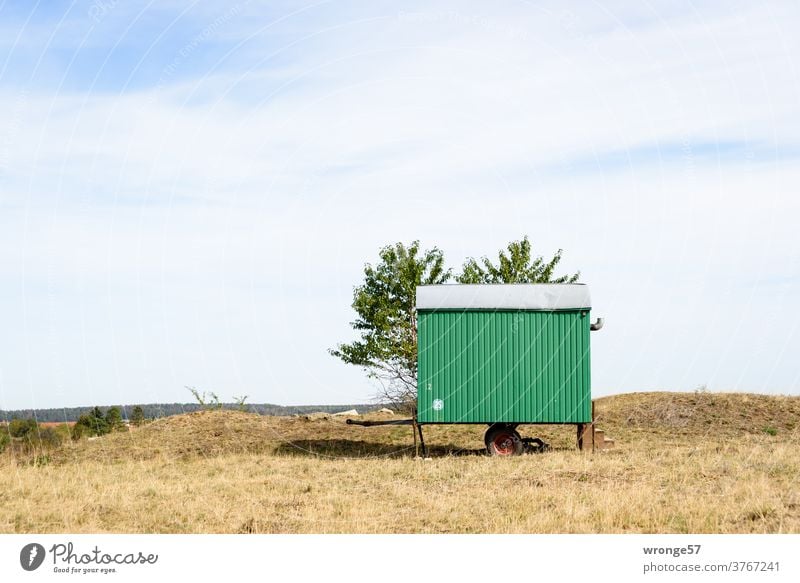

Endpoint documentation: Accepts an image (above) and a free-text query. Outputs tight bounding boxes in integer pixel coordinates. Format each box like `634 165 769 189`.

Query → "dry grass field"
1 392 799 534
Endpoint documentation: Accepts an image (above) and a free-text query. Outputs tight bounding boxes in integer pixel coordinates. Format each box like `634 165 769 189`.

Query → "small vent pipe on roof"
590 318 604 331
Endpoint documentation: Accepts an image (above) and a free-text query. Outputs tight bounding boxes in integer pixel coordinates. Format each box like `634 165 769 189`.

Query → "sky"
0 0 798 410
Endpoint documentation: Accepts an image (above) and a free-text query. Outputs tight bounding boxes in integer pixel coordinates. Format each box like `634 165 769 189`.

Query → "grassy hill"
2 391 798 534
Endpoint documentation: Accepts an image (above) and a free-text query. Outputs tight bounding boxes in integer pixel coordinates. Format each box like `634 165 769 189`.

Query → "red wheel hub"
492 433 515 455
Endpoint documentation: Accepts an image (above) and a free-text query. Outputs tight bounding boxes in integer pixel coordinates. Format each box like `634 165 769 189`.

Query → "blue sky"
1 0 799 410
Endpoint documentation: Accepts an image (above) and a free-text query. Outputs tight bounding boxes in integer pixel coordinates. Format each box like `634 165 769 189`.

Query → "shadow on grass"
273 439 486 459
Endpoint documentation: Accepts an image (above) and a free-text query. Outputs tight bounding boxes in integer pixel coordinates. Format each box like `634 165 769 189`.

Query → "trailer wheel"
485 425 524 456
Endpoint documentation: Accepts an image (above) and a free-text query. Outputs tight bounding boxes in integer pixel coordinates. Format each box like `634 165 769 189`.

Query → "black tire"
484 423 518 446
485 425 524 456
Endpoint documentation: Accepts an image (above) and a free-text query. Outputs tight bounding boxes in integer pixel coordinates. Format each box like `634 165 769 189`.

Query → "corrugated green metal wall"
417 310 591 424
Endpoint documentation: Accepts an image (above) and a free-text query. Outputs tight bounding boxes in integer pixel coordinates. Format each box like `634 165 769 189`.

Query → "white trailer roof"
416 284 591 310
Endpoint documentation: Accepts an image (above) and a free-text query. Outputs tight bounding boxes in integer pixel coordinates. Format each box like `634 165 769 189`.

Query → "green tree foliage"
0 431 9 453
88 406 109 434
105 406 123 431
8 417 38 439
333 237 580 408
130 406 145 426
457 236 579 284
72 406 110 439
330 241 450 410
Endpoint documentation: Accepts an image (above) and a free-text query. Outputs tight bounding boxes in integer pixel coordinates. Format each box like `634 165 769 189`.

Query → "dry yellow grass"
1 392 798 533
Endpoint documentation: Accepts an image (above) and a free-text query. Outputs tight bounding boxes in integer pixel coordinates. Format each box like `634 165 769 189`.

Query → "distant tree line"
0 402 378 423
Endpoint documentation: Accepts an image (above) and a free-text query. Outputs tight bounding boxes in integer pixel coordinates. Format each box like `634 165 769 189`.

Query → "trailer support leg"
577 424 595 452
577 401 597 452
417 423 428 458
412 420 419 457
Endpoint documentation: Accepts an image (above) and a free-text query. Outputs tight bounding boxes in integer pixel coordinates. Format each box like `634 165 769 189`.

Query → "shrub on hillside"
131 406 145 426
105 406 123 431
37 427 63 449
8 417 38 439
70 406 128 439
1 419 64 456
72 407 109 439
186 386 222 410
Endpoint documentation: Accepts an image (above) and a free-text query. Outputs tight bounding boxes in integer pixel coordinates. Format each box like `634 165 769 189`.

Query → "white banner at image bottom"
0 534 797 582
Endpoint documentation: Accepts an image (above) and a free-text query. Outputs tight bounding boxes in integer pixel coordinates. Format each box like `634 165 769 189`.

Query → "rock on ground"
331 409 359 417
